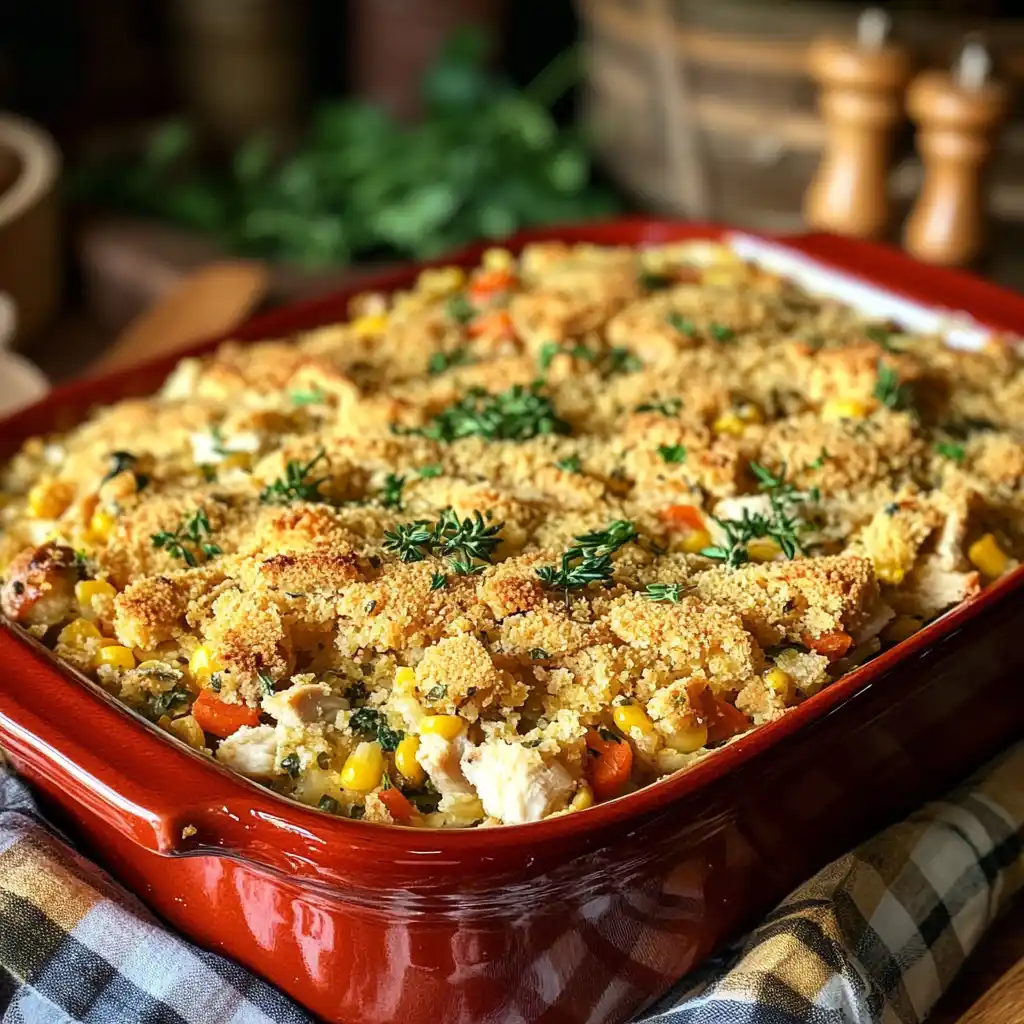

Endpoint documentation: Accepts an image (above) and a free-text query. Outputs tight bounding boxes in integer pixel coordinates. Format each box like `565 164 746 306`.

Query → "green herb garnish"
644 583 683 603
380 473 406 510
281 753 301 778
424 684 447 702
657 444 687 464
445 293 475 325
428 348 473 375
151 508 222 567
257 669 275 698
430 571 448 591
873 362 913 411
666 312 696 336
418 464 443 478
349 707 404 751
530 648 549 660
935 441 966 463
639 271 672 291
636 397 682 417
150 685 192 718
291 386 326 406
606 347 643 375
382 520 435 563
260 448 331 504
536 519 636 604
538 341 561 372
556 455 582 473
318 795 339 813
709 323 735 343
103 450 139 483
807 448 829 470
407 383 570 443
433 508 504 565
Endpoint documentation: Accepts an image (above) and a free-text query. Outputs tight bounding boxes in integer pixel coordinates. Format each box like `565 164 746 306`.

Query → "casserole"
1 221 1024 1023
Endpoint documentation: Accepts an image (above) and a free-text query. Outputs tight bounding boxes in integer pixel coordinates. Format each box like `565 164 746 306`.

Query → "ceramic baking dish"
2 221 1024 1024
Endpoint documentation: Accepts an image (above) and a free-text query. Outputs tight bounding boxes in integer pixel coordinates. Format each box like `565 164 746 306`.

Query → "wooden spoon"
88 261 270 375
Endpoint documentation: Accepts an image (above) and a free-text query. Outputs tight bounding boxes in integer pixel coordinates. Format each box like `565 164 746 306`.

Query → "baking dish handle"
0 629 249 854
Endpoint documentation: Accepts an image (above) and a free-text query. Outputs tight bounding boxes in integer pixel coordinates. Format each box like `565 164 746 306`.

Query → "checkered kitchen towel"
0 743 1021 1024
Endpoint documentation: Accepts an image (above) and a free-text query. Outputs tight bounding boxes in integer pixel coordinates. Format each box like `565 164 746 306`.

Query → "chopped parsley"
402 383 570 443
424 684 447 702
807 448 830 470
257 669 275 698
291 386 325 406
606 347 643 375
638 271 673 291
657 444 687 464
428 348 473 375
380 473 405 510
635 397 683 417
350 805 366 820
150 685 192 718
259 448 331 504
709 323 735 343
873 362 913 411
446 292 475 324
349 707 404 751
417 464 443 478
280 753 301 778
529 648 549 660
318 795 339 813
866 324 902 352
538 341 561 372
644 583 683 602
569 343 597 363
151 508 222 567
666 312 696 336
556 454 582 473
935 441 966 463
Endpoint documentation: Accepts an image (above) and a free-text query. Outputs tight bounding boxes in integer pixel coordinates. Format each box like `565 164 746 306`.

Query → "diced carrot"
468 270 517 298
467 309 515 339
192 689 261 739
585 728 634 801
802 630 853 660
660 504 705 532
705 699 750 744
379 786 415 823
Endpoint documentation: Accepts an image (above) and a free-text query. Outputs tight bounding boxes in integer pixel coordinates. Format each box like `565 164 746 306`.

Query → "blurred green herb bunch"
73 30 618 267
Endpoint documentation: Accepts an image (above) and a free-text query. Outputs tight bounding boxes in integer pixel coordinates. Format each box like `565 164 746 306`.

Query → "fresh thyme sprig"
635 397 683 416
259 448 331 504
382 508 504 573
556 454 582 473
151 508 221 567
644 583 683 602
427 348 474 375
401 383 570 443
536 519 638 604
380 473 405 510
382 520 435 563
873 362 913 411
606 347 643 375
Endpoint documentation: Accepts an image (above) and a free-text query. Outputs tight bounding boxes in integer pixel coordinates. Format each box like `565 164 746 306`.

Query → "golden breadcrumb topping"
2 240 1021 828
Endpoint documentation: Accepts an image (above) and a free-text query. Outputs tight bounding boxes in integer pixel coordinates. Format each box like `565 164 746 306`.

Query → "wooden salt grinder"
804 9 911 240
903 40 1009 267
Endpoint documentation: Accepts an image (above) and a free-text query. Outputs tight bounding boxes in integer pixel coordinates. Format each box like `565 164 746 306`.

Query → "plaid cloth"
0 744 1021 1024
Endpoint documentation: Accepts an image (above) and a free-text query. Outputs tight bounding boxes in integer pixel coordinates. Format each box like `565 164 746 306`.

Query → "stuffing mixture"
1 240 1020 828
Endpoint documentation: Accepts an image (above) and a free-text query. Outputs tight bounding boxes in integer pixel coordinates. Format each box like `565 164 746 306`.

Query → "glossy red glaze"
3 221 1024 1024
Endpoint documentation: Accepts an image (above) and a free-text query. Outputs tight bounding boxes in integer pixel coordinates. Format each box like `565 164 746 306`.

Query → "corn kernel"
27 479 74 519
664 721 709 753
351 313 389 338
736 402 764 424
482 247 515 272
340 741 385 793
764 667 794 701
75 579 116 615
612 704 655 735
167 714 206 750
712 412 745 436
394 735 426 786
394 666 417 692
884 615 922 645
822 397 869 422
58 617 102 647
89 509 117 540
95 645 136 671
416 266 466 297
874 560 906 585
569 782 594 811
747 537 782 562
968 533 1011 579
681 528 712 555
219 452 252 471
418 714 466 740
188 646 222 681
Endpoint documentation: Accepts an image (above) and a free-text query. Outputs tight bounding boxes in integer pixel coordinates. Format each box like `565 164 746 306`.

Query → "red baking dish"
3 220 1024 1024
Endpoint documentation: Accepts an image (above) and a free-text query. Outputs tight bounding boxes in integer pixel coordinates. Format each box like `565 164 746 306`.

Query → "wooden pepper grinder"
903 39 1009 267
804 9 912 240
